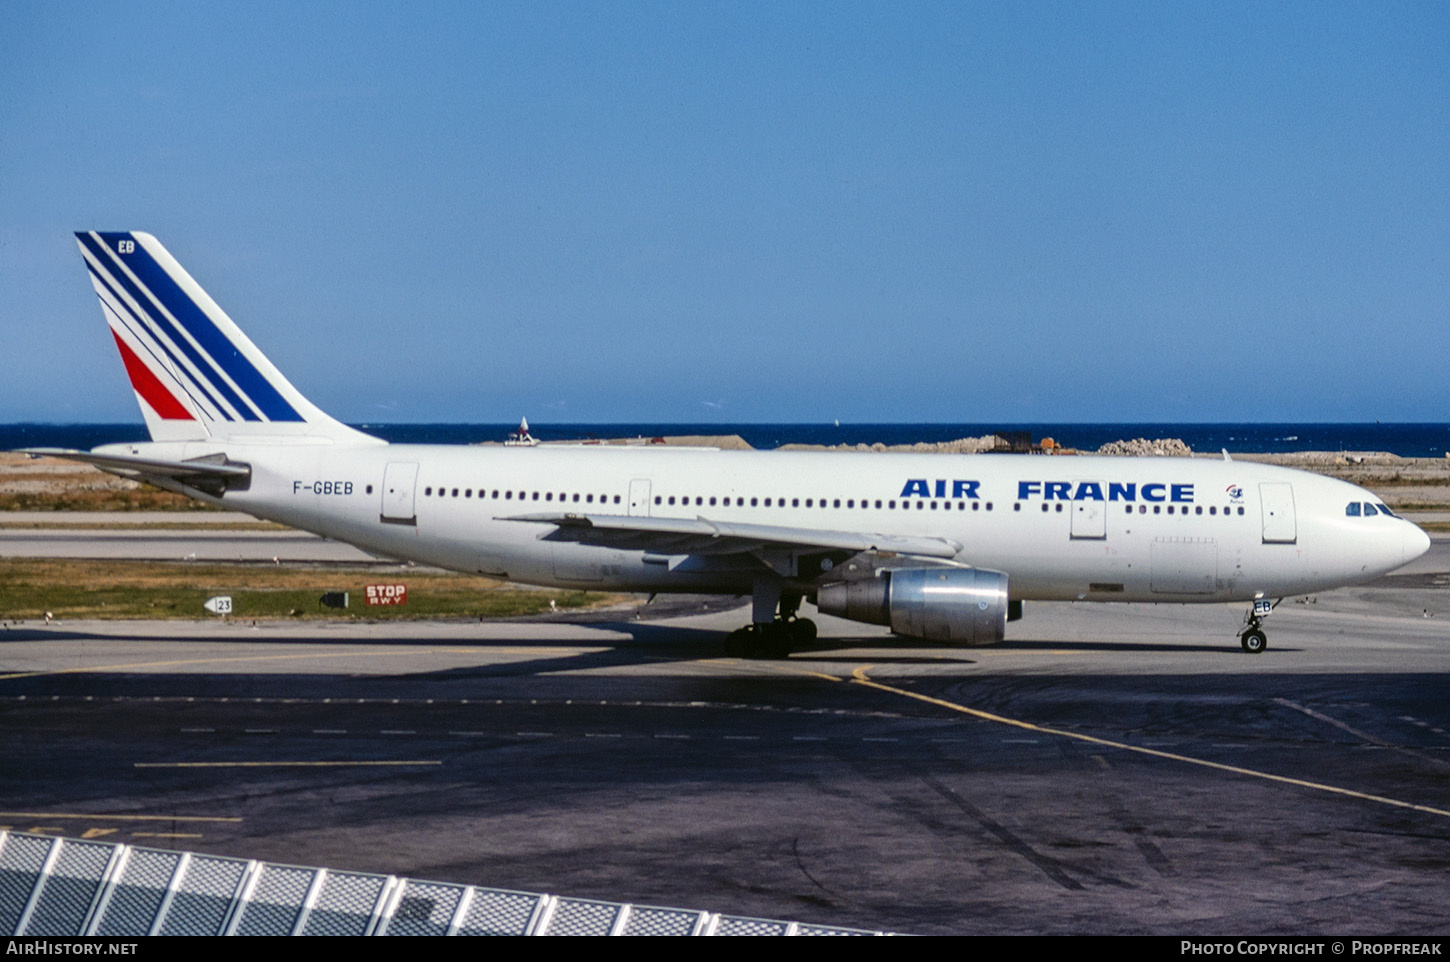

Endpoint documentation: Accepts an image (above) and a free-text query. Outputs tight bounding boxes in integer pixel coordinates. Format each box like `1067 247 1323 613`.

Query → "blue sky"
3 2 1446 424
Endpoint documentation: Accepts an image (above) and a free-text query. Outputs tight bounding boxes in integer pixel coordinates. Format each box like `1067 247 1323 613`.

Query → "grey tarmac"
0 542 1446 935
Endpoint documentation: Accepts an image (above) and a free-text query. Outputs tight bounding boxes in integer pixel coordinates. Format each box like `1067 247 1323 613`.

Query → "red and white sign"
365 583 408 606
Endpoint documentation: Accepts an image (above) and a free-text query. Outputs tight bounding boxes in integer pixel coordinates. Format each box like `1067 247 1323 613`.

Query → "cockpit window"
1345 502 1361 517
1376 503 1396 517
1362 503 1379 516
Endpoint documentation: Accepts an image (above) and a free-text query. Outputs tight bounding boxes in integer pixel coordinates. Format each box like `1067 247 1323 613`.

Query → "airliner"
28 232 1431 657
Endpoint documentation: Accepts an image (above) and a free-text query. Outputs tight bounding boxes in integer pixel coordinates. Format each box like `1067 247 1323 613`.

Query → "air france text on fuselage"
898 479 1196 503
899 480 981 499
1018 481 1195 503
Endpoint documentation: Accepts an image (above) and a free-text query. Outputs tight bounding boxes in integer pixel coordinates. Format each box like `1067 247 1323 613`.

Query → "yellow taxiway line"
845 665 1450 820
134 760 442 768
0 811 241 822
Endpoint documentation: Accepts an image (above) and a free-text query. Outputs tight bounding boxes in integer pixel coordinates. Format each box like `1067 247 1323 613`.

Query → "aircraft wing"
20 448 250 491
506 512 962 559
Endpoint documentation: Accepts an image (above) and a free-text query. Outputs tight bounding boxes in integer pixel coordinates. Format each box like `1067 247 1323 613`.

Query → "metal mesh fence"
299 871 388 936
92 847 182 936
232 863 313 936
381 880 464 937
23 838 113 936
156 854 249 936
0 832 886 936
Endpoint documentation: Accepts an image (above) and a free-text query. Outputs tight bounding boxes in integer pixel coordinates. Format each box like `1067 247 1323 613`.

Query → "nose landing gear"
1239 599 1277 653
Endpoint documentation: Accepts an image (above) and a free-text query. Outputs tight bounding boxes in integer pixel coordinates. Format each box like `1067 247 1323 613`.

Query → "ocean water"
4 423 1448 458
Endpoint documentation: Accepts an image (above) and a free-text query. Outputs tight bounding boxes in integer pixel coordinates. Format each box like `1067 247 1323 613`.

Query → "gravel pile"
1095 438 1194 457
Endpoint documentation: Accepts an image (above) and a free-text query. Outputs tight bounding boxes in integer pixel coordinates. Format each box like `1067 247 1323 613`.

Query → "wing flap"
506 512 962 559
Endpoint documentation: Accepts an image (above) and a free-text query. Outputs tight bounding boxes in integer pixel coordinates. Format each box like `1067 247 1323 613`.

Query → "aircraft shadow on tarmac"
1 621 1281 683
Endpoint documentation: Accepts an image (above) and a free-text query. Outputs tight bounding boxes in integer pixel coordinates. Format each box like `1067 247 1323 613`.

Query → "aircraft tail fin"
74 231 379 445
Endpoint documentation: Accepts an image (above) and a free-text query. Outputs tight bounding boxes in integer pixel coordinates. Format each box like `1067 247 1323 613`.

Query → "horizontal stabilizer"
21 448 250 494
506 512 962 559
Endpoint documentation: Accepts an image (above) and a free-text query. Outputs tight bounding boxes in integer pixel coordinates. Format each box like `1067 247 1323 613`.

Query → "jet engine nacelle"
816 567 1010 645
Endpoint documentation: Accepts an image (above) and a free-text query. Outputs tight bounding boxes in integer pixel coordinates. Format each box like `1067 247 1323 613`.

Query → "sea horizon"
4 422 1448 459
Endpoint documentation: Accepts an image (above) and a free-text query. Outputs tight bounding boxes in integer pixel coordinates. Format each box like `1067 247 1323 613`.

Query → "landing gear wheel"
759 621 794 660
1240 629 1267 654
723 626 752 658
790 618 817 646
723 622 796 659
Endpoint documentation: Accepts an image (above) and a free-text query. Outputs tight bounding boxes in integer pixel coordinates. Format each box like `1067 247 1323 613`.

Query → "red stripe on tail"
110 329 195 420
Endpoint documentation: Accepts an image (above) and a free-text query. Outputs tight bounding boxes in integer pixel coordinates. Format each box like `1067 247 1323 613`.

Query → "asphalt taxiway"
0 511 375 562
0 544 1446 935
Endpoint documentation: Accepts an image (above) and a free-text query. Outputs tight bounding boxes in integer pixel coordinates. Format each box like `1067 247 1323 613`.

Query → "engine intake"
816 567 1009 645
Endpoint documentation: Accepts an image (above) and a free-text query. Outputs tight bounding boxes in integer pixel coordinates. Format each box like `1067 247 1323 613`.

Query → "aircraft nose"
1403 523 1432 566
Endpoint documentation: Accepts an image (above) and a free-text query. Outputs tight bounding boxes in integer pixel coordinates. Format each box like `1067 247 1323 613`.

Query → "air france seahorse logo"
1226 484 1244 502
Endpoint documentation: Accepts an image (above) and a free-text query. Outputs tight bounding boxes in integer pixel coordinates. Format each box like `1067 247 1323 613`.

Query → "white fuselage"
66 230 1433 643
99 440 1429 605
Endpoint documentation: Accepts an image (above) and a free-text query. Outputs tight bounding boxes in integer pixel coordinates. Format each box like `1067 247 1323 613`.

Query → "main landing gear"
1239 599 1276 654
723 586 816 659
723 618 817 659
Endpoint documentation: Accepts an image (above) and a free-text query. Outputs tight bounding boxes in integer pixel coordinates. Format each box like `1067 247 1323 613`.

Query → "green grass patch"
0 489 214 512
0 520 286 531
0 559 622 621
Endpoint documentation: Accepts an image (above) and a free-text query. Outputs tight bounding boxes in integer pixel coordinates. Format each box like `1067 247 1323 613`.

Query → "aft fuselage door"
1259 482 1297 544
628 478 652 517
381 461 419 525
